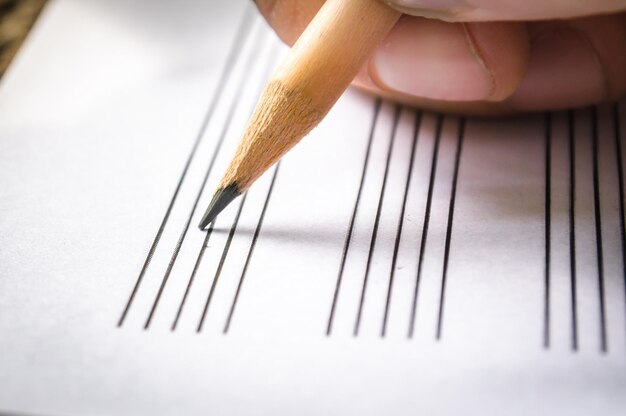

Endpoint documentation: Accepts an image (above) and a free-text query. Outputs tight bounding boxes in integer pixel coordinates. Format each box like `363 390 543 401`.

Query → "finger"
256 1 530 103
255 0 626 113
507 13 626 111
358 12 626 114
254 0 324 44
383 0 626 22
367 17 529 102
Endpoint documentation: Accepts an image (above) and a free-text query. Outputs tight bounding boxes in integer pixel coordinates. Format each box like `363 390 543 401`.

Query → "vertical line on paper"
143 30 266 330
612 103 626 347
168 43 280 331
223 164 281 333
326 100 382 336
171 224 214 331
197 194 249 332
408 115 444 338
568 110 579 351
544 112 552 349
381 111 422 337
117 7 254 327
591 106 607 353
435 118 465 340
354 105 401 336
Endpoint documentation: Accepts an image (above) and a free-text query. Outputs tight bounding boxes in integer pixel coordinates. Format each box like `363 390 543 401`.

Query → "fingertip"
506 14 626 111
367 18 529 103
463 22 529 102
254 0 325 45
568 13 626 101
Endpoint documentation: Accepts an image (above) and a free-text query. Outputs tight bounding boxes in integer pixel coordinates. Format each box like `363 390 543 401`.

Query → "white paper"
1 1 625 415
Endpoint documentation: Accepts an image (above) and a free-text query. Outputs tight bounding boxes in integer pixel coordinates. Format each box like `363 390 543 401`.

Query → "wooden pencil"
199 0 401 229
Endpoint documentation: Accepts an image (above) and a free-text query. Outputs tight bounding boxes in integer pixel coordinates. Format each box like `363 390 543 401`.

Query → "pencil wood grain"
199 0 400 229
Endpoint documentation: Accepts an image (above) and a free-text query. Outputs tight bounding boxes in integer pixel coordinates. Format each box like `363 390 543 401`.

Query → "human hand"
254 0 626 114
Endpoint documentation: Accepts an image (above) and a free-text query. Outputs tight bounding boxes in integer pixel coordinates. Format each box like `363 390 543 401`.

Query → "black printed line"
326 99 381 336
435 118 465 340
197 193 248 333
408 115 444 338
117 6 254 327
591 106 607 353
354 105 401 336
381 111 422 337
568 110 579 351
612 103 626 347
169 46 281 331
223 164 281 333
143 30 266 329
171 223 214 331
544 112 552 349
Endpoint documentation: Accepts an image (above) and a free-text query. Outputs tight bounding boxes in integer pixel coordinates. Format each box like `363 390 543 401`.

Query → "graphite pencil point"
198 0 399 227
198 184 241 230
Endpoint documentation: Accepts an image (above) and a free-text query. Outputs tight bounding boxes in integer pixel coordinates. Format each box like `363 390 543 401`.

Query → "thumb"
383 0 626 21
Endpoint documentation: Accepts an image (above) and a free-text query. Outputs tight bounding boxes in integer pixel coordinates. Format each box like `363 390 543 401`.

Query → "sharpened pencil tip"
198 184 242 230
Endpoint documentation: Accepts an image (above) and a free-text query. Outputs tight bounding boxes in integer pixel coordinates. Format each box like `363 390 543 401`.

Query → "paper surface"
1 0 625 415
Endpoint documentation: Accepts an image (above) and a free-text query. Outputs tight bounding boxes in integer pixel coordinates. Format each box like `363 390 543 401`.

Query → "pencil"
199 0 401 229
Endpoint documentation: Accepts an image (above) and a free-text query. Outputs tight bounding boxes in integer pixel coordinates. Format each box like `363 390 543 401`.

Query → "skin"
254 0 626 115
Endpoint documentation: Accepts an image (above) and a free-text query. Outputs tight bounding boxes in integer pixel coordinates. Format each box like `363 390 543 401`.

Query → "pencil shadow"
211 225 342 247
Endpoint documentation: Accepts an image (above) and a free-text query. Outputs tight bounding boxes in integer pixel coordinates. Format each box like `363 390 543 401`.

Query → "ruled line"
143 29 266 330
568 110 579 351
544 112 552 349
381 110 422 337
591 106 607 353
435 118 465 340
173 44 280 332
171 223 214 331
197 194 248 332
223 164 281 333
612 102 626 347
326 99 381 336
408 114 444 338
353 105 401 336
117 6 254 327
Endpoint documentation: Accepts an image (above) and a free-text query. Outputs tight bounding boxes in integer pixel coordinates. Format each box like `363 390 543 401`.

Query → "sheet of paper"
1 0 625 414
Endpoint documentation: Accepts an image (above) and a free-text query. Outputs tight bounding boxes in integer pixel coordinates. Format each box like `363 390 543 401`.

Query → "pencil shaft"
200 0 400 228
218 0 401 191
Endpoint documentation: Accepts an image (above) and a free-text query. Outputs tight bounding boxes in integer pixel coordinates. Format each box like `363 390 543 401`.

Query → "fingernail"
383 0 470 20
508 28 607 110
370 19 494 101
